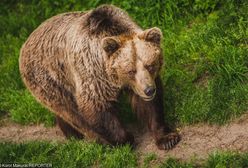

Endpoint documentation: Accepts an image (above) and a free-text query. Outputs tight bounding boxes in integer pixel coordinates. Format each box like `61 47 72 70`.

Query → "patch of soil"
0 123 65 142
136 114 248 162
1 114 248 162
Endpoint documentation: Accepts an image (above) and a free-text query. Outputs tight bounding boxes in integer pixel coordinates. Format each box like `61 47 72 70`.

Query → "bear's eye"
128 70 136 77
146 65 155 74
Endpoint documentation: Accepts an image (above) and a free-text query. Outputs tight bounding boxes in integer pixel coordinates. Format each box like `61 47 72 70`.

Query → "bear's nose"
144 86 156 97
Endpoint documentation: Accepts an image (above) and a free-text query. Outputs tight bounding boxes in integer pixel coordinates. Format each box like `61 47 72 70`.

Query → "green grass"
0 0 248 167
0 140 136 168
1 141 248 168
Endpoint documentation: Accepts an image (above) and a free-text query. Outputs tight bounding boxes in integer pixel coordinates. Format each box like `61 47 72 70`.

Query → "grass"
1 141 248 168
0 140 136 168
0 0 248 167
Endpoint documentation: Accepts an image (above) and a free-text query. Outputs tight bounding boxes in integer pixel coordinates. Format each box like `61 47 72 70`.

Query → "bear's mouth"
131 86 156 101
140 89 156 101
141 93 156 101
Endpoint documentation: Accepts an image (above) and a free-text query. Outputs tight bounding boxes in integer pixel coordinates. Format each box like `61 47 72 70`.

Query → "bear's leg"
56 116 84 139
83 107 134 146
129 77 180 150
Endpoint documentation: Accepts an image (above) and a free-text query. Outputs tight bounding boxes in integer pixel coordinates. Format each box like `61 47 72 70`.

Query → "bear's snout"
144 86 156 97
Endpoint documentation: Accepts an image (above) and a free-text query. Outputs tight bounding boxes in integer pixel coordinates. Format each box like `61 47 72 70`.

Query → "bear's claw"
156 132 181 150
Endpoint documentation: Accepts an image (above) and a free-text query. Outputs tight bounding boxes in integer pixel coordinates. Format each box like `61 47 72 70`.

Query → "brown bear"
19 5 180 150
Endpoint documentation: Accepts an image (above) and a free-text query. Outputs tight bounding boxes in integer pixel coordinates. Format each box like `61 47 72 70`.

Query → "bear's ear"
139 27 162 45
102 37 120 56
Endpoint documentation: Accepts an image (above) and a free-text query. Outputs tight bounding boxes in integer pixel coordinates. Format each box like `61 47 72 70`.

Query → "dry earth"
1 114 248 163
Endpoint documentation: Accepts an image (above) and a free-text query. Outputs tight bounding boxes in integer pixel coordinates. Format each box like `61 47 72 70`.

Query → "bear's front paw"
155 132 180 150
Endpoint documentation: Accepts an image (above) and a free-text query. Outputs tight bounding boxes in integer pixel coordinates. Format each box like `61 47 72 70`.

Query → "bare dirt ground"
1 114 248 163
0 123 65 142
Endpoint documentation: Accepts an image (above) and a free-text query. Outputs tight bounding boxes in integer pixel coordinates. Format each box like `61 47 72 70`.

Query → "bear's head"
103 27 163 101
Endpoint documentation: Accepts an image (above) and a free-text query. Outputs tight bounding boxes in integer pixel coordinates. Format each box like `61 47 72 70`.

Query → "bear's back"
19 11 90 97
20 11 87 62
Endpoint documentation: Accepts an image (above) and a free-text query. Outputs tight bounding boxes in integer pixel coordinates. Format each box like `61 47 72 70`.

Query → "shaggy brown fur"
19 5 180 149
